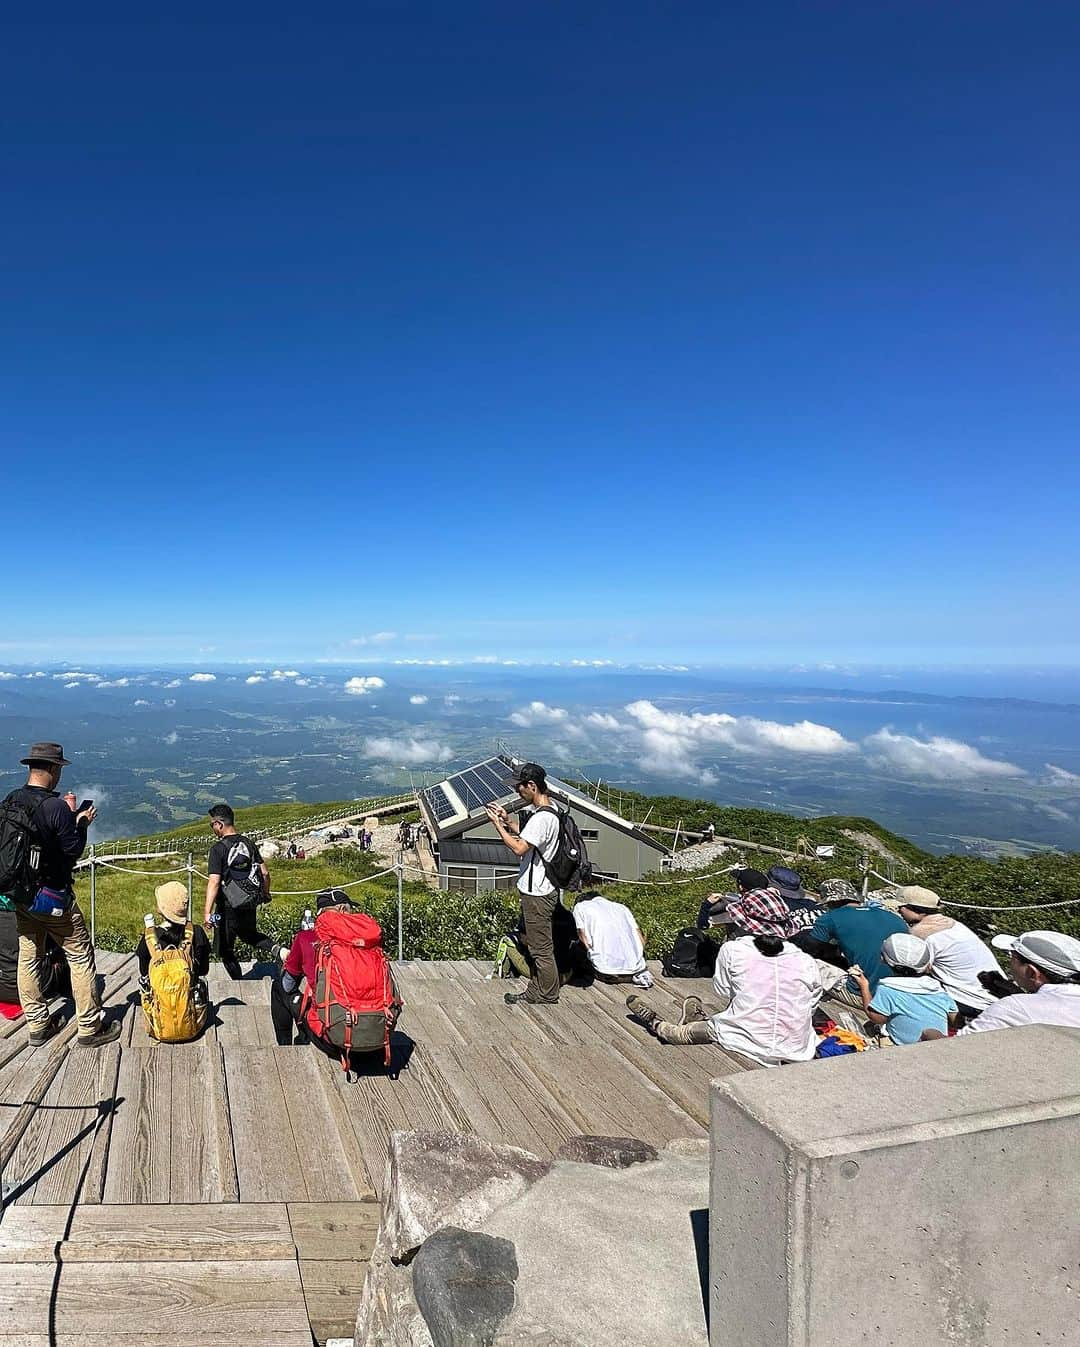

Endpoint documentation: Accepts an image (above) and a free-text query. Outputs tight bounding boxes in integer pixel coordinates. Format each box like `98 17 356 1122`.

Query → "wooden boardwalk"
0 955 739 1345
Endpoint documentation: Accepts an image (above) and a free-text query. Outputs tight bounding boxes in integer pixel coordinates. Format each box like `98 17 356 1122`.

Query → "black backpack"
219 836 267 909
663 927 719 978
530 806 594 892
0 790 47 907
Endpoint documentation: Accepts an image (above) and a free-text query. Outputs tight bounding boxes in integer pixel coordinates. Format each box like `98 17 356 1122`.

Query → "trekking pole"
186 852 193 919
396 855 404 962
89 846 96 949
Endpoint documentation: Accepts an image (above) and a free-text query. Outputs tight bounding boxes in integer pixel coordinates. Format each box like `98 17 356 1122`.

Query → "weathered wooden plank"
607 1034 743 1126
102 1048 172 1203
299 1257 369 1346
275 1049 367 1203
31 1042 120 1205
287 1200 380 1261
0 1259 311 1343
223 1046 307 1201
0 1203 295 1263
167 1042 239 1202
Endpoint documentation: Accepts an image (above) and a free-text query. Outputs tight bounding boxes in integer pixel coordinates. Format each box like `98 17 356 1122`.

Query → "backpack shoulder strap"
145 924 160 955
182 922 195 951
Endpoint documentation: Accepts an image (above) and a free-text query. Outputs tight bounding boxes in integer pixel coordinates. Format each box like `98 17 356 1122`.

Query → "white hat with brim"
898 885 941 910
881 932 933 975
992 931 1080 979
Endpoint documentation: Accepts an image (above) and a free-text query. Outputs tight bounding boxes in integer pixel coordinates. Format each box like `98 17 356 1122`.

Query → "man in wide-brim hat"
4 742 120 1048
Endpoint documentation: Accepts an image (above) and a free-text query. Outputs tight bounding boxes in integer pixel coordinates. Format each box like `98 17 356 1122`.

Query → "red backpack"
301 909 403 1069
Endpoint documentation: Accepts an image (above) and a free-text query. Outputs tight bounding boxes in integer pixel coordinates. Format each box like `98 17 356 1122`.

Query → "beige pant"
654 998 719 1046
17 900 102 1037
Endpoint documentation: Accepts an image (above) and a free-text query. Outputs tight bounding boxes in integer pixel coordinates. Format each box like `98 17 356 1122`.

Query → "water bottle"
301 908 314 931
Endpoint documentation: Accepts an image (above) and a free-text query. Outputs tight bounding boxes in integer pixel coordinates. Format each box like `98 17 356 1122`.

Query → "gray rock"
413 1227 519 1347
381 1130 550 1262
555 1135 659 1168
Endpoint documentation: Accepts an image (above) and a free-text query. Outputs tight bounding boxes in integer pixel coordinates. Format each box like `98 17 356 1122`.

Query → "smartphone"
78 799 94 814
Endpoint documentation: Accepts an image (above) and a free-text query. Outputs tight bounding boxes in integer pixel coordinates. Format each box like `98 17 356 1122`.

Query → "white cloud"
134 698 150 706
1046 763 1080 786
189 673 216 682
245 675 265 684
344 676 386 696
471 655 500 664
95 677 130 688
623 699 854 783
349 631 398 646
864 729 1024 781
510 701 570 727
55 670 99 682
163 730 179 745
22 671 46 679
164 698 176 707
444 694 461 705
294 677 312 686
409 694 429 705
364 735 452 765
164 679 182 688
0 671 16 680
270 669 300 680
585 712 622 731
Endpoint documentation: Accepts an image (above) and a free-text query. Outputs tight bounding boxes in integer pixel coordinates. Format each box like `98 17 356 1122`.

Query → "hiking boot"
77 1019 122 1049
27 1011 66 1047
679 995 705 1025
504 990 527 1006
626 994 659 1029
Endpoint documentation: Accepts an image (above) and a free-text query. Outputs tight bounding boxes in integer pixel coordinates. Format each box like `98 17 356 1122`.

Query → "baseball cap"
881 932 933 974
898 885 941 910
316 888 357 912
991 931 1080 979
515 762 546 788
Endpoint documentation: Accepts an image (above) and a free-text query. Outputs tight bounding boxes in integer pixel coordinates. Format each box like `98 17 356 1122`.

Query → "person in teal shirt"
800 878 906 1006
855 932 958 1045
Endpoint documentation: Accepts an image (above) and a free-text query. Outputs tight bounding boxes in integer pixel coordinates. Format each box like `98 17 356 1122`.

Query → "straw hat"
154 881 189 925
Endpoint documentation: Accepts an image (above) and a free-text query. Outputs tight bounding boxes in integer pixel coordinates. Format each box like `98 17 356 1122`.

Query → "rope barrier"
941 897 1080 913
94 859 190 877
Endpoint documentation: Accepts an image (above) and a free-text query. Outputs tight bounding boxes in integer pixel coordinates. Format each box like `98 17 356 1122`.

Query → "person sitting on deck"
935 931 1080 1037
852 932 956 1046
136 881 211 1042
705 870 817 941
894 886 1000 1022
271 888 402 1063
791 878 907 1008
626 932 823 1066
572 891 653 989
766 866 821 914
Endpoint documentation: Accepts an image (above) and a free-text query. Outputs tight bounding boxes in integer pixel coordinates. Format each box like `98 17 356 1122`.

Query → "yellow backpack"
141 922 208 1043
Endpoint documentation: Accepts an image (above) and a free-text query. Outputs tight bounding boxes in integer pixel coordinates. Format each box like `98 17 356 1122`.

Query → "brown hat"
20 741 71 767
154 881 189 925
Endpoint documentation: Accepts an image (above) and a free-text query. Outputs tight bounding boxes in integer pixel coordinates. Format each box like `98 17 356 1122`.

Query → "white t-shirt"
707 937 823 1066
573 896 646 976
920 921 999 1010
517 808 560 897
956 982 1080 1034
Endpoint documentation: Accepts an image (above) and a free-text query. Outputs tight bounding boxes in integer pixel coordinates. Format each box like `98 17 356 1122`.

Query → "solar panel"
447 768 501 810
423 785 456 822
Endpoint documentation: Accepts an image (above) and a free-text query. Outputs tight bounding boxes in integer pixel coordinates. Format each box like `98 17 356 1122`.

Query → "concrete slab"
710 1025 1080 1347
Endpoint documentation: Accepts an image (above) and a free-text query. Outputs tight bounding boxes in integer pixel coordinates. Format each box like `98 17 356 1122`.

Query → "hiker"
709 869 817 941
271 888 401 1064
1 743 119 1047
203 803 276 979
792 877 907 1007
486 763 563 1006
572 891 653 988
492 903 591 986
136 881 211 1042
853 932 957 1045
703 822 716 843
943 931 1080 1036
0 908 69 1009
627 931 823 1066
895 885 1000 1019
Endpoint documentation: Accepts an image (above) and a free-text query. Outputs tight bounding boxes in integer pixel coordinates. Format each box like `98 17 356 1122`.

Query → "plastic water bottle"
144 913 155 929
301 908 314 931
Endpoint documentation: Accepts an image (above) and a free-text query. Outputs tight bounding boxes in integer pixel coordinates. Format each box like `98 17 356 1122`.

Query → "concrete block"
710 1025 1080 1347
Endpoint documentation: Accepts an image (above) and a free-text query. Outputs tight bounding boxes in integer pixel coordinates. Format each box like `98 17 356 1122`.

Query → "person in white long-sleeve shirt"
952 930 1080 1036
627 933 823 1066
895 886 999 1016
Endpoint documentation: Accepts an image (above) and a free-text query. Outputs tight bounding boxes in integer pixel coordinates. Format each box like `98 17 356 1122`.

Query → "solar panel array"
446 758 517 811
423 785 457 822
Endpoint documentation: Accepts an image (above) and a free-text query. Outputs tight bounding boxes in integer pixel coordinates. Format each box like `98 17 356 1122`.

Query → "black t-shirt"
208 834 263 883
136 920 212 979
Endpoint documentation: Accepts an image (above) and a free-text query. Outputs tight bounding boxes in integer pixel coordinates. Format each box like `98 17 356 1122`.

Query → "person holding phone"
6 742 119 1047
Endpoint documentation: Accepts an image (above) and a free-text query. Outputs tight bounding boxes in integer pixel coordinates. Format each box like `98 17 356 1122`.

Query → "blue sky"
2 4 1078 666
